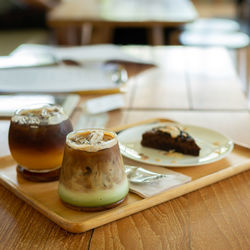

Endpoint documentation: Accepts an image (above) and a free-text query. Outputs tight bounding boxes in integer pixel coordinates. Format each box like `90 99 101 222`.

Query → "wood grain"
127 46 248 111
90 197 190 250
90 170 250 250
131 66 189 109
184 48 248 110
188 171 250 250
130 47 190 109
0 118 249 233
1 171 249 249
0 46 249 248
0 185 92 249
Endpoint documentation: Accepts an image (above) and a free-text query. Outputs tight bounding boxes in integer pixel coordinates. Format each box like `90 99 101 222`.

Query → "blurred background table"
0 45 249 248
47 0 198 45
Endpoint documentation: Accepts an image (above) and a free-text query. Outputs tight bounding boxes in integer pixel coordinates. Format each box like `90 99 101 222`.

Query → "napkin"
125 165 192 198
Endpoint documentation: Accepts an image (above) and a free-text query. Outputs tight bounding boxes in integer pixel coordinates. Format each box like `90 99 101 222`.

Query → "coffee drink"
58 129 129 211
9 104 73 181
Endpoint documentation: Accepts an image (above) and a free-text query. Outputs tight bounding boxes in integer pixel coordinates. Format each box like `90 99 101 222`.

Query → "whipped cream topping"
11 104 68 125
66 129 117 152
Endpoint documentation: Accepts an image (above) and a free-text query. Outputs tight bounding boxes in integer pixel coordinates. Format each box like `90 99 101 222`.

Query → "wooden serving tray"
0 118 249 233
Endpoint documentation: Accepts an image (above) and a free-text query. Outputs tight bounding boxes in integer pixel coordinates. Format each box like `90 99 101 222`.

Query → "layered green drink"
58 129 129 211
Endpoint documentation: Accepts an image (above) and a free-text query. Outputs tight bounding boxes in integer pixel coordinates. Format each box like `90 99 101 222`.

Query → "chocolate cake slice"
141 125 200 156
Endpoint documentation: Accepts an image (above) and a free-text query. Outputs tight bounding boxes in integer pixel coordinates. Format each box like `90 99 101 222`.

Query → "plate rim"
118 122 234 167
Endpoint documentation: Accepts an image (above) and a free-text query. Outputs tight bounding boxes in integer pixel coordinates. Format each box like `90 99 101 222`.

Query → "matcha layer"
58 179 129 207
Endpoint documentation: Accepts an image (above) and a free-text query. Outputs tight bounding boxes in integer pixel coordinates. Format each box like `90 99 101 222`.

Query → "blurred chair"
0 0 58 55
0 29 49 55
236 0 250 35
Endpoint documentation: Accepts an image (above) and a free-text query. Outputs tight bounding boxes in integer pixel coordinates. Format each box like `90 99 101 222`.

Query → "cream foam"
66 129 117 152
12 104 68 125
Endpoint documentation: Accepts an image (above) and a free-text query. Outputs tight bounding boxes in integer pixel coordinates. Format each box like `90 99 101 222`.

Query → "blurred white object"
0 65 125 93
11 44 155 66
0 94 79 117
180 31 249 49
52 44 155 65
183 18 240 32
83 94 125 114
74 113 108 130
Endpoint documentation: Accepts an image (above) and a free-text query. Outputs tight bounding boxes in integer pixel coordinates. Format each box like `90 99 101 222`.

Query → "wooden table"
0 46 249 249
47 0 198 45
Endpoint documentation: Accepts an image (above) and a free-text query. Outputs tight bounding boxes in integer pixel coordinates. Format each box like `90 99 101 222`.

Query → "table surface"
48 0 198 27
0 46 249 249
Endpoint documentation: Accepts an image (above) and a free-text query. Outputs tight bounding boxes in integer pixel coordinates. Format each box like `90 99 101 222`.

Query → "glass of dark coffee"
8 103 73 182
58 129 129 211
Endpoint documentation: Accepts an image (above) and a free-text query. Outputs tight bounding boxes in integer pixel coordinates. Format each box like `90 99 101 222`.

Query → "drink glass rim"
14 103 63 115
66 129 118 152
11 103 68 126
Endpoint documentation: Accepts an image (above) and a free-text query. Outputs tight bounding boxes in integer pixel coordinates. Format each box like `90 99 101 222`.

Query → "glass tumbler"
58 129 129 211
8 103 73 182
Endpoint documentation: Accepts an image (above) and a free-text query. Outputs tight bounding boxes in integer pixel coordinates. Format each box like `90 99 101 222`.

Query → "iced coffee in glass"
58 129 129 211
8 104 73 182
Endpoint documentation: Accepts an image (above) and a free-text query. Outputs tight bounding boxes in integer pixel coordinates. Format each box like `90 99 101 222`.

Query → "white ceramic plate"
118 122 234 167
